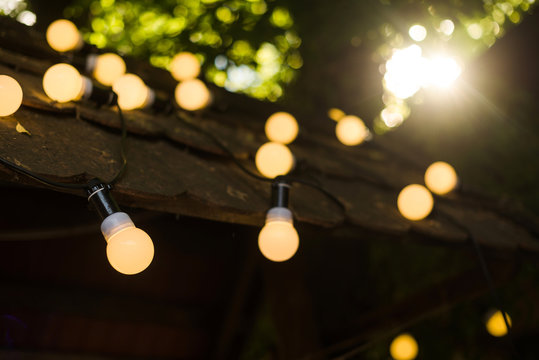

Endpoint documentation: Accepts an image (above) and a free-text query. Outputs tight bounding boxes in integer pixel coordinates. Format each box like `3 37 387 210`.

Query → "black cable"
439 211 518 358
0 100 128 190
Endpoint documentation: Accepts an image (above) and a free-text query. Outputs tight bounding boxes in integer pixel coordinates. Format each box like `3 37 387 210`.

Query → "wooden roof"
0 17 538 253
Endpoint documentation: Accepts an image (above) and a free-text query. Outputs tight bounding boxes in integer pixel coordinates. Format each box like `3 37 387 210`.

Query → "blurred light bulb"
439 19 455 36
397 184 433 221
92 53 126 86
409 24 427 42
265 111 298 144
335 115 368 146
175 79 211 111
384 45 427 99
113 73 152 110
328 107 345 121
0 75 23 116
101 212 154 275
486 310 512 337
255 142 294 178
390 333 418 360
258 207 299 262
43 63 90 103
426 57 462 88
46 19 82 52
170 52 201 81
424 161 458 195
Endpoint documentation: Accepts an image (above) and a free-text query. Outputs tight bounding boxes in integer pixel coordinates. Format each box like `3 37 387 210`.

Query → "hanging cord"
0 101 128 190
175 111 347 214
439 211 518 358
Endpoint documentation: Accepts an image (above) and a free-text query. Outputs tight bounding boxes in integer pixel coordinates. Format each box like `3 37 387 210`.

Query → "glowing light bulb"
424 161 458 195
43 63 90 103
486 310 512 337
46 19 82 52
397 184 433 221
258 207 299 262
255 142 294 178
265 111 298 144
112 73 152 110
92 53 126 86
0 75 23 116
409 24 427 42
390 333 418 360
425 57 462 88
328 108 345 121
170 52 201 81
174 79 211 111
101 212 154 275
335 115 368 146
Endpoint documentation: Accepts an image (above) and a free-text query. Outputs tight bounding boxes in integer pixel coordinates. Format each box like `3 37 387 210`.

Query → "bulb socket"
87 180 121 219
265 207 293 224
271 179 290 208
100 212 135 242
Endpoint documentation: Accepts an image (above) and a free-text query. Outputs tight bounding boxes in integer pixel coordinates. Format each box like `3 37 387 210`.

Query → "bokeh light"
170 52 201 81
424 161 458 195
397 184 433 221
93 53 126 86
408 24 427 42
42 63 84 103
175 79 211 111
439 19 455 36
265 111 298 144
335 115 369 146
384 45 427 99
46 19 82 52
390 333 418 360
425 57 462 88
0 75 23 116
112 73 150 110
328 108 345 121
486 310 512 337
255 142 294 178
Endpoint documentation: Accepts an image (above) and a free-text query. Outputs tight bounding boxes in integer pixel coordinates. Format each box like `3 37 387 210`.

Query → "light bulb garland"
0 75 23 117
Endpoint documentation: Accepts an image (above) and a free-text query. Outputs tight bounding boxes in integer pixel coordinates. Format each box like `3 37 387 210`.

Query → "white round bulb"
255 142 294 179
93 53 126 86
335 115 368 146
424 161 458 195
174 79 211 111
112 73 150 110
258 221 299 262
46 19 82 52
397 184 433 221
265 111 298 144
170 52 201 81
0 75 23 116
43 63 84 103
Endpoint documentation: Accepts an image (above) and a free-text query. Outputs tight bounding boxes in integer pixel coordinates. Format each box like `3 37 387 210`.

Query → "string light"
424 161 458 195
255 142 294 179
113 73 154 110
335 115 368 146
43 63 89 103
486 310 512 337
170 52 201 81
390 333 418 360
174 79 211 111
0 75 23 116
90 53 127 87
46 19 83 52
258 180 299 262
397 184 433 221
265 111 298 144
87 182 154 275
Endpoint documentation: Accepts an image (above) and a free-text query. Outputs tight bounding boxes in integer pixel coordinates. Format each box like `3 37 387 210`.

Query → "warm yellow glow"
486 311 512 337
93 53 126 86
258 221 299 262
112 73 150 110
265 111 298 144
439 19 455 36
43 63 84 103
335 115 368 146
46 19 82 52
409 24 427 42
170 52 201 81
255 142 294 178
467 23 483 39
0 75 23 116
425 57 462 88
397 184 433 221
328 108 345 121
175 79 211 111
381 106 404 128
384 45 427 99
390 333 418 360
106 227 154 275
424 161 458 195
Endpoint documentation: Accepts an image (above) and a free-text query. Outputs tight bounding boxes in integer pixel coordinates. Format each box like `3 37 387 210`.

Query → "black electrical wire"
0 100 128 190
175 111 347 214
